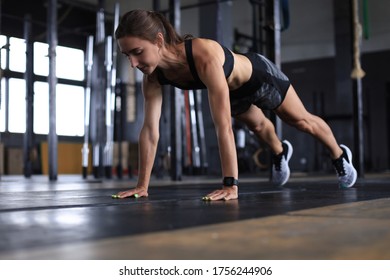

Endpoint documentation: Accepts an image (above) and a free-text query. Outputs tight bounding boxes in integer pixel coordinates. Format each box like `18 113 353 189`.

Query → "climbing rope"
351 0 366 79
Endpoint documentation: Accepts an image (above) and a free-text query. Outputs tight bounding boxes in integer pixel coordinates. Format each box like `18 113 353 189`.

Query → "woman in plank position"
114 9 357 201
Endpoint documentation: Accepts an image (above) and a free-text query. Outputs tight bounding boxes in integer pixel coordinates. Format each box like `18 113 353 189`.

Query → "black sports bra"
156 39 234 90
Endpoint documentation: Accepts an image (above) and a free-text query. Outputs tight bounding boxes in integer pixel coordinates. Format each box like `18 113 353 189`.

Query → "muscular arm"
118 74 162 198
193 39 239 200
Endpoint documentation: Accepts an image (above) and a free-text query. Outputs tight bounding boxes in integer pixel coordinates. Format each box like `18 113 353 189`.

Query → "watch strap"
223 177 239 186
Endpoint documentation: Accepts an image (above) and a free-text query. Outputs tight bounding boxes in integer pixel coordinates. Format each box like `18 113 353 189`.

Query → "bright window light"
6 37 85 136
0 78 5 132
9 37 26 73
33 42 49 76
8 78 26 133
56 83 85 136
34 81 85 136
34 42 85 81
33 82 49 135
0 35 7 69
57 46 85 81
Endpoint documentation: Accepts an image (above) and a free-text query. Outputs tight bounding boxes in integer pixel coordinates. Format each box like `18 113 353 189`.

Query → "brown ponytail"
115 9 186 46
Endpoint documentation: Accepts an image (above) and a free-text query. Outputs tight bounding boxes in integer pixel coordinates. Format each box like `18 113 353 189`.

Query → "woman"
114 9 357 201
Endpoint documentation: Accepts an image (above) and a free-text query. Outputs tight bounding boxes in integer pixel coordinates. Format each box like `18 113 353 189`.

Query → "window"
33 42 49 76
34 82 85 136
34 43 84 81
9 37 26 73
0 78 5 132
1 36 7 132
8 78 26 133
33 82 49 135
3 36 85 136
56 84 85 136
0 35 7 69
57 46 84 81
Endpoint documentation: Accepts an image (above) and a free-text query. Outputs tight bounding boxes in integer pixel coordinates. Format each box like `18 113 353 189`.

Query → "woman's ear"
156 32 164 48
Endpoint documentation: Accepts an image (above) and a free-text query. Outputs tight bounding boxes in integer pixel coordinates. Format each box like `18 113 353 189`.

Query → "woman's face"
118 35 161 74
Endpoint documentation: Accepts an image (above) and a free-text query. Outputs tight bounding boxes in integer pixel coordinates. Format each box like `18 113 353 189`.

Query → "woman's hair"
115 9 188 46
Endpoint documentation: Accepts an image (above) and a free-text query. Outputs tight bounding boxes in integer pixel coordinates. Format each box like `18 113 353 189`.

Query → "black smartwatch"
223 177 239 186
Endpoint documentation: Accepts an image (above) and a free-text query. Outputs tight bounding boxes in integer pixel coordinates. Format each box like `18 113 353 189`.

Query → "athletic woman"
114 9 357 201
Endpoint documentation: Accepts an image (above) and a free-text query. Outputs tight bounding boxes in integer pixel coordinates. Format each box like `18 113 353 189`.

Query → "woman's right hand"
116 187 149 199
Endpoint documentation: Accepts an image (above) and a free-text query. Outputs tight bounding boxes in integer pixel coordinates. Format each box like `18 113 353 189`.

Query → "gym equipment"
351 0 365 177
82 35 94 179
103 35 114 178
88 3 120 179
47 0 58 181
281 0 290 31
23 15 34 178
362 0 369 39
195 90 208 173
188 90 201 168
169 0 183 181
103 3 120 178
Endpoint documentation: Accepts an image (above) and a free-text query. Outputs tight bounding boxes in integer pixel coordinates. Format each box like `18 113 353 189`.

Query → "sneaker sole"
283 140 293 163
339 144 357 188
273 140 293 186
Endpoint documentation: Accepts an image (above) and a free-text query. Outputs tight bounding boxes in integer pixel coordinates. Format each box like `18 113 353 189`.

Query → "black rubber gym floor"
1 173 389 259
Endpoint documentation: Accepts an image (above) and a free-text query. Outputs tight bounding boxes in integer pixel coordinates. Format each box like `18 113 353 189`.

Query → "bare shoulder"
191 38 224 65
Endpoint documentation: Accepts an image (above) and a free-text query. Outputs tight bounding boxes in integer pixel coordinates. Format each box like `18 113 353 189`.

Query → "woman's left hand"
203 185 238 201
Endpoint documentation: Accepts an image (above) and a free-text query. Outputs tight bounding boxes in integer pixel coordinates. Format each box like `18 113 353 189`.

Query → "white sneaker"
332 144 357 188
272 140 293 186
